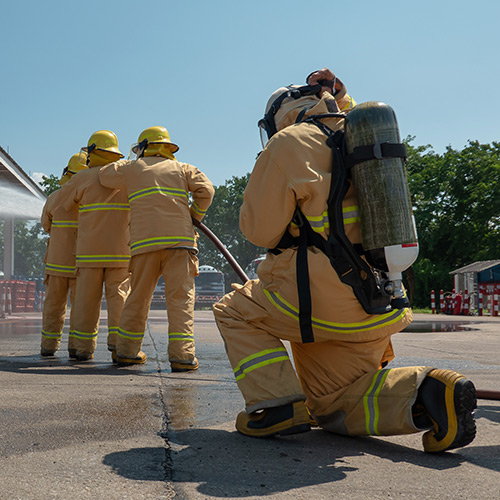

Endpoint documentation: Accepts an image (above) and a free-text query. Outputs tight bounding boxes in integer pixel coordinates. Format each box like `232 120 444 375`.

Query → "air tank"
344 101 418 304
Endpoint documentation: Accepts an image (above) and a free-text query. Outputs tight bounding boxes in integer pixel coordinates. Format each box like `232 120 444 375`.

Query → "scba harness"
270 113 408 344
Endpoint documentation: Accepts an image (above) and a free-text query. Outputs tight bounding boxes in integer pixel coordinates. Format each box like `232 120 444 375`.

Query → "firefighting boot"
236 401 311 438
171 358 199 372
75 352 94 362
414 369 477 453
113 351 147 366
40 347 56 357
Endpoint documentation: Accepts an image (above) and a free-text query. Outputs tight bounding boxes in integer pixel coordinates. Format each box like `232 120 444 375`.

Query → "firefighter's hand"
307 68 336 95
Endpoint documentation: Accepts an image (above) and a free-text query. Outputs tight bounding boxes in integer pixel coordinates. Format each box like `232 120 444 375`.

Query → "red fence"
0 280 38 316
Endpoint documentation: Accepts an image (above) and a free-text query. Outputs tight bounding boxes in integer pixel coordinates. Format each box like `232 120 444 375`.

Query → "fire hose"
192 218 249 283
193 218 500 402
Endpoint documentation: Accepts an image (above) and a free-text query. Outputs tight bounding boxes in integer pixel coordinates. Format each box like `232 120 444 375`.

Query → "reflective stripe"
79 203 130 212
168 332 195 342
52 220 78 228
108 326 119 335
306 211 329 233
341 95 356 111
118 328 144 340
363 369 390 435
130 236 196 252
45 263 76 273
234 347 290 381
342 205 360 224
303 205 359 234
76 255 130 264
69 330 98 339
191 201 207 216
129 186 188 202
264 289 408 333
41 330 62 339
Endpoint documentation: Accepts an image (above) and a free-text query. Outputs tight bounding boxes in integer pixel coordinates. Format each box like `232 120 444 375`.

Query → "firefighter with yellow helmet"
40 153 88 357
213 68 477 452
99 126 214 368
59 130 131 361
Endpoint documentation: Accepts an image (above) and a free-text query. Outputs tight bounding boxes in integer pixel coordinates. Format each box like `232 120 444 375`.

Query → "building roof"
0 145 46 199
450 260 500 275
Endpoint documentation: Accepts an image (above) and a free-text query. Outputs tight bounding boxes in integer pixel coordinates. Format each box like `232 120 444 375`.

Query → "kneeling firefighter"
99 126 214 368
213 68 477 452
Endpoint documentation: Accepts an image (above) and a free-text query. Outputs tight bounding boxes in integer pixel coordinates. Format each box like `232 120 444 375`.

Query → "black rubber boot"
415 369 477 452
236 401 311 438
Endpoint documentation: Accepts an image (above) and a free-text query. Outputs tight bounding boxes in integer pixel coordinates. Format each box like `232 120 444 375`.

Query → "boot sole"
448 379 477 450
423 371 477 452
236 403 312 438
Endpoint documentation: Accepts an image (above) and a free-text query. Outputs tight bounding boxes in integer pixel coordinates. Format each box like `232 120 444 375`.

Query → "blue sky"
1 0 499 188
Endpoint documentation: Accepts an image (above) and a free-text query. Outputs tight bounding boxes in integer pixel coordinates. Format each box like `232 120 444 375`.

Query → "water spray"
0 182 45 219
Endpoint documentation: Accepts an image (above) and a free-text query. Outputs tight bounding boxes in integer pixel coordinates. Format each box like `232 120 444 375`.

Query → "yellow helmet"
59 152 89 185
132 126 179 158
84 130 124 166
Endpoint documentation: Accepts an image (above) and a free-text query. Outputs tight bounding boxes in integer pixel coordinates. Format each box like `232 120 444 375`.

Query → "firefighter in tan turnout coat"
59 130 131 361
99 126 214 368
213 68 477 453
40 153 87 357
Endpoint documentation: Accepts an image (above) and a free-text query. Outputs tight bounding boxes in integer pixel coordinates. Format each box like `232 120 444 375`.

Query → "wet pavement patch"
403 321 477 333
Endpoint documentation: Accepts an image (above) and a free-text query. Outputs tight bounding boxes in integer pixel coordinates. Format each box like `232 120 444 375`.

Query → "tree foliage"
196 174 264 289
39 174 60 196
406 139 500 307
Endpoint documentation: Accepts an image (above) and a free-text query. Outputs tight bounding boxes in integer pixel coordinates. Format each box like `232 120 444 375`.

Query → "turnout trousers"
41 275 76 353
115 248 197 363
213 280 432 437
70 267 130 356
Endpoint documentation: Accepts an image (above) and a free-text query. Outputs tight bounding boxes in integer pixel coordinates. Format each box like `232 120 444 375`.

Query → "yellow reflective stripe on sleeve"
52 220 78 228
305 211 329 233
263 289 408 333
233 347 289 381
363 369 391 435
342 205 360 224
191 201 207 216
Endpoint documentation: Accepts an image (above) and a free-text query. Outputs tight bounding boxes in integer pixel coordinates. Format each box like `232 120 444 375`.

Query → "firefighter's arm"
40 194 53 233
59 176 80 212
186 164 215 221
99 160 128 189
240 148 297 249
306 68 356 111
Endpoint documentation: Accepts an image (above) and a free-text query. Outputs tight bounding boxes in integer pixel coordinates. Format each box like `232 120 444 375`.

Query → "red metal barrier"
431 290 436 314
439 289 444 313
463 289 469 315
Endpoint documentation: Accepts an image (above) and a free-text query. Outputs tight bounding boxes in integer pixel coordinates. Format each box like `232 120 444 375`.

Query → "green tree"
39 174 60 196
197 174 264 288
406 139 500 307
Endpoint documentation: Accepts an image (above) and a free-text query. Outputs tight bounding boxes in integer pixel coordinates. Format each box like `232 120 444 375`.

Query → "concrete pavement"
0 310 499 499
